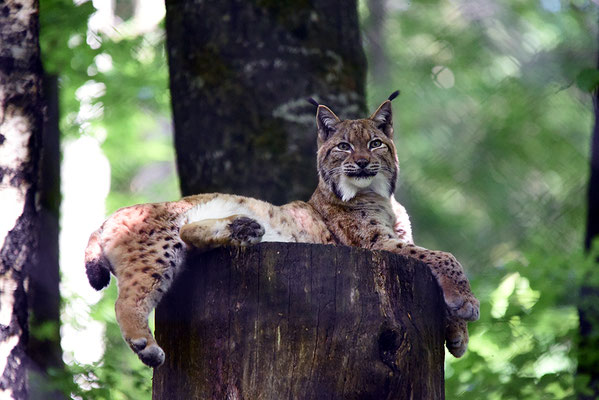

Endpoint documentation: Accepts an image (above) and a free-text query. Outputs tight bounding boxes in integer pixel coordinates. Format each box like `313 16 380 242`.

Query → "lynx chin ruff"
85 93 479 367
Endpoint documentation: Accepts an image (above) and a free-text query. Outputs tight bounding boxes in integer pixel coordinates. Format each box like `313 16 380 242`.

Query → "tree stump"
152 243 445 399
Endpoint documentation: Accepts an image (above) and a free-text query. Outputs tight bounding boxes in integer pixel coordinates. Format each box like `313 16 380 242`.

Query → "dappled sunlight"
490 273 540 319
60 135 110 366
431 65 455 89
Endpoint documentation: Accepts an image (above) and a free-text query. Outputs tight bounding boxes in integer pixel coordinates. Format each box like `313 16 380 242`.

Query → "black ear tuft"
307 98 319 107
388 90 400 101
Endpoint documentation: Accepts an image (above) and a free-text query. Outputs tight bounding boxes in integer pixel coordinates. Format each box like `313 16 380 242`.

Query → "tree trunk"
365 0 389 85
0 0 44 398
152 243 445 400
578 33 599 397
165 0 367 204
27 74 63 400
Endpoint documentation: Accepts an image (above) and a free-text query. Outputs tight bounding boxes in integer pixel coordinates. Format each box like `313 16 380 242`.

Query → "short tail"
85 228 111 290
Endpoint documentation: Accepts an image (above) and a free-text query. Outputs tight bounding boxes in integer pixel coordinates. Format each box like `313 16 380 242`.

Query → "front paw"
228 217 265 246
444 291 480 321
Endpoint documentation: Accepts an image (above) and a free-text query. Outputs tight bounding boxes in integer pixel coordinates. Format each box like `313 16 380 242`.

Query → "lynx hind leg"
115 275 169 367
180 215 265 250
113 259 179 368
445 317 469 358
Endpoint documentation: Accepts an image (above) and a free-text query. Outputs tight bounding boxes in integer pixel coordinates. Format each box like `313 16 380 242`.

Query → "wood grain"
153 243 445 399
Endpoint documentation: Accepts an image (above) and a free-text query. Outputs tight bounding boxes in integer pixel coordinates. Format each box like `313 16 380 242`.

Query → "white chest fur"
338 174 392 202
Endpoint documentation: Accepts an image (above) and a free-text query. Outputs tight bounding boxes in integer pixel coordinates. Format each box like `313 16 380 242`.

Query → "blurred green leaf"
576 68 599 92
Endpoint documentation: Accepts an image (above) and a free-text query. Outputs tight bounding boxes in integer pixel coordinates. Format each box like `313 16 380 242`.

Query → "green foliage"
40 0 98 138
40 0 173 397
362 0 597 397
40 0 177 212
576 68 599 92
79 282 153 400
37 0 598 397
443 248 594 399
40 284 154 399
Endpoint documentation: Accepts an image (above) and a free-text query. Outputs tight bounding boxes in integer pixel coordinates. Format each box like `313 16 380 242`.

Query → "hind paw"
138 344 165 368
228 217 265 246
128 338 165 367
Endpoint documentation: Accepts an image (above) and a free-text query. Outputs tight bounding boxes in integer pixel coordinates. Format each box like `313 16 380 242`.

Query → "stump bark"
152 243 445 399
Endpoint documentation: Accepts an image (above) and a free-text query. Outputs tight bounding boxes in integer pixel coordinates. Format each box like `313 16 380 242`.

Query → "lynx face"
315 101 399 202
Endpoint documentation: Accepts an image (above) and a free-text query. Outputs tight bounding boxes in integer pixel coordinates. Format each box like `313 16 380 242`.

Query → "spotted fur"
85 195 334 367
85 96 479 367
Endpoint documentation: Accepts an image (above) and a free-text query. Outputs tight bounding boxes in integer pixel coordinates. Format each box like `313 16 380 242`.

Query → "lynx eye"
369 139 383 149
337 142 352 151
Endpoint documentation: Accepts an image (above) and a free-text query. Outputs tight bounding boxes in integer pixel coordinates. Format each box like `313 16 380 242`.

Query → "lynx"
85 93 479 367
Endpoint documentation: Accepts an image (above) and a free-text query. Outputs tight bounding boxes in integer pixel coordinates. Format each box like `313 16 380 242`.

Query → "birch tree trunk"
0 1 44 398
165 0 367 204
153 243 446 400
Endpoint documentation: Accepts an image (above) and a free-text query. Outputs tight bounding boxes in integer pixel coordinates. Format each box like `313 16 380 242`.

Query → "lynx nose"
356 159 370 169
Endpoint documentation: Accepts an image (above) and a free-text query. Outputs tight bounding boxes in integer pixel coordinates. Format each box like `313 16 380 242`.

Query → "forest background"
33 0 598 398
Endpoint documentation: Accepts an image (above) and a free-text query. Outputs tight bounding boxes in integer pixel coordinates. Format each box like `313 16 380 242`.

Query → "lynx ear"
316 105 340 141
369 100 393 138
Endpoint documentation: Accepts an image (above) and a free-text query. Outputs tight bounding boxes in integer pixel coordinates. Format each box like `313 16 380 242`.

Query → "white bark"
0 0 43 398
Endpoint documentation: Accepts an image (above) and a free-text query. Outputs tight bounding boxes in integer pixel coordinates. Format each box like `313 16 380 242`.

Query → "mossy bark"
165 0 367 204
152 243 445 400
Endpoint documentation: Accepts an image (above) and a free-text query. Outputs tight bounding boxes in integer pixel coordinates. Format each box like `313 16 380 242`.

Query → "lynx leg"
373 240 480 322
115 280 166 367
431 262 480 322
410 248 480 321
180 215 265 250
